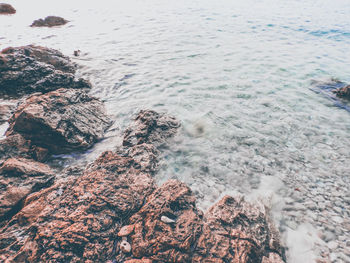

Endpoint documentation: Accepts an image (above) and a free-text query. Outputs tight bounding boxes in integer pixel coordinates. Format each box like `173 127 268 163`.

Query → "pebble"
120 240 131 253
161 215 176 224
327 241 338 250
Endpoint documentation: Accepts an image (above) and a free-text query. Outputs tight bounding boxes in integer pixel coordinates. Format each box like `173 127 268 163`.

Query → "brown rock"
192 195 285 263
0 3 15 14
124 259 153 263
127 180 203 263
31 16 68 27
0 134 49 163
262 252 285 263
0 45 90 97
0 158 53 223
3 151 156 262
7 88 111 154
123 110 180 147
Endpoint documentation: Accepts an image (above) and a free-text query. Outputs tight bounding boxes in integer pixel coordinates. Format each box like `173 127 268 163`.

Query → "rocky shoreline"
0 46 286 262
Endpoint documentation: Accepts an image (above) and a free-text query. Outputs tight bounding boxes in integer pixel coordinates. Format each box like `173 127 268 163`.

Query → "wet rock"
123 110 180 147
262 253 285 263
125 143 159 173
120 240 132 253
6 88 111 154
0 151 155 262
0 158 54 223
333 85 350 100
0 134 49 163
0 45 90 97
0 3 15 14
192 196 285 263
31 16 68 27
126 180 203 263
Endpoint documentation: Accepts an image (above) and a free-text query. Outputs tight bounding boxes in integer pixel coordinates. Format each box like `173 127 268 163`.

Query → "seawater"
1 0 350 262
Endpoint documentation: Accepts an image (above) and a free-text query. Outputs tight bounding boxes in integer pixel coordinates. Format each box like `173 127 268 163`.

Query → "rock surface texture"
31 16 68 27
0 45 90 97
0 3 15 14
6 88 111 154
0 109 285 263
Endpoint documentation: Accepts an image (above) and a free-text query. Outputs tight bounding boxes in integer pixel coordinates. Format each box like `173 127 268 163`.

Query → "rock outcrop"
193 196 285 263
0 45 90 97
0 3 15 14
123 110 180 148
0 158 53 223
31 16 68 27
6 88 111 154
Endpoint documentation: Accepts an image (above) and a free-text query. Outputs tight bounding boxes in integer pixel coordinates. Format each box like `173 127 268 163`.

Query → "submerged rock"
0 158 53 223
123 110 180 147
6 88 111 154
31 16 68 27
333 84 350 100
0 45 90 97
0 3 15 14
193 195 285 263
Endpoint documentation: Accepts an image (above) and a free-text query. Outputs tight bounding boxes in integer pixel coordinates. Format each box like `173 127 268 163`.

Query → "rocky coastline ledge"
0 46 286 262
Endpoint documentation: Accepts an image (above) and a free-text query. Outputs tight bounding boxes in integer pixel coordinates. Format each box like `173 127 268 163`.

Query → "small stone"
120 240 131 253
160 215 175 224
327 241 338 250
118 224 134 237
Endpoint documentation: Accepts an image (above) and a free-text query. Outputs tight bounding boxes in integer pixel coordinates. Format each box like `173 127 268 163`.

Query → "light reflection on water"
1 0 350 261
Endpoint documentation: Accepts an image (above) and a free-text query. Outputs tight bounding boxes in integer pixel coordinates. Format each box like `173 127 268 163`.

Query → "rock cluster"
0 45 285 263
31 16 68 27
333 85 350 100
0 3 15 14
0 45 90 97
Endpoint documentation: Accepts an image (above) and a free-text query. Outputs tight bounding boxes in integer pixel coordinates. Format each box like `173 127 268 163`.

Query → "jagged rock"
6 88 111 154
31 16 68 27
0 3 15 14
125 143 159 173
0 134 49 163
333 85 350 100
123 110 180 147
0 151 155 262
0 158 54 223
192 195 285 263
126 180 203 263
0 45 90 97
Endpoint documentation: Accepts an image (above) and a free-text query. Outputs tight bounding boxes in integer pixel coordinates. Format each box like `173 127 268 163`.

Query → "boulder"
0 45 90 97
0 3 15 14
192 195 285 263
0 158 54 223
31 16 68 27
6 88 111 154
123 110 180 147
0 151 155 262
125 180 203 263
0 100 17 123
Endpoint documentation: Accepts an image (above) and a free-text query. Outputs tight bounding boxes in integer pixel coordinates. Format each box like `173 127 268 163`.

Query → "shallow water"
1 0 350 261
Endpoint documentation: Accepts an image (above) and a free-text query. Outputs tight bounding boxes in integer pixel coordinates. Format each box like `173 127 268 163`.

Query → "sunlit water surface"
1 0 350 262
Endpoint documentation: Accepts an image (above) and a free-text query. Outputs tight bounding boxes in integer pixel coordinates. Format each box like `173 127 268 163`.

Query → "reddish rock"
333 85 350 100
123 110 180 147
0 134 49 163
0 151 156 262
0 158 53 223
0 45 90 97
7 88 111 154
126 180 203 263
31 16 68 27
118 224 135 237
0 3 15 14
192 195 285 263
